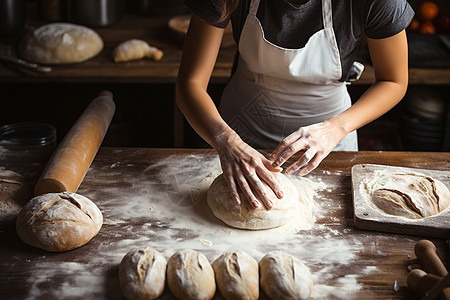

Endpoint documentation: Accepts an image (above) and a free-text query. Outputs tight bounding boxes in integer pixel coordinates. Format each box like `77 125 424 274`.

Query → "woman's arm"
176 15 283 208
271 30 409 174
176 15 228 145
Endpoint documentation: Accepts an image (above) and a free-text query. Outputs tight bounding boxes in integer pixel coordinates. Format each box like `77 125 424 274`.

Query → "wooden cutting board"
352 164 450 238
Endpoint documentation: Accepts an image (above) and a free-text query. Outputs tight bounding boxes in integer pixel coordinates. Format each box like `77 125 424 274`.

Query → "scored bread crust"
167 250 216 300
259 251 313 300
119 247 167 300
16 192 103 252
212 250 259 300
371 173 450 219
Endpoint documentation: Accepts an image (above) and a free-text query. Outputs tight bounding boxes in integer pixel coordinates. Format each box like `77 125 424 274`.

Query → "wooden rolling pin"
407 269 442 297
415 240 448 277
414 240 450 300
34 90 115 196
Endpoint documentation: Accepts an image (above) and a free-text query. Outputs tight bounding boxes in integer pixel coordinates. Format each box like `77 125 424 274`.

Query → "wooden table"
0 146 449 299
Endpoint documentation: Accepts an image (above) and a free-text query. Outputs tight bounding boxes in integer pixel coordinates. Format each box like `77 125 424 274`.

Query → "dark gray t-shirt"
185 0 414 81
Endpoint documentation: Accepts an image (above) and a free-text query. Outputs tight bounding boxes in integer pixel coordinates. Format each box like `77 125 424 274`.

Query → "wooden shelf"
0 6 449 85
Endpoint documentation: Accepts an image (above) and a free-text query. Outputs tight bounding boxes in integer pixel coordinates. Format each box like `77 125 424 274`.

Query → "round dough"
167 250 216 300
212 250 259 300
19 23 103 64
370 173 450 219
259 251 313 300
16 192 103 252
207 173 300 230
119 247 167 300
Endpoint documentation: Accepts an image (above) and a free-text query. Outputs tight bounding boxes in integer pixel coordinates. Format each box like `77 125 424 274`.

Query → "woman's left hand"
270 120 348 176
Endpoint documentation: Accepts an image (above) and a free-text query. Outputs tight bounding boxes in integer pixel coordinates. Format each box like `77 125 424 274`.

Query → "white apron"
219 0 358 150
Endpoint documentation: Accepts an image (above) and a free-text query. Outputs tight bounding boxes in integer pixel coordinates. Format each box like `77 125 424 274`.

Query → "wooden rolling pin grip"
407 269 450 300
408 269 441 296
34 90 115 196
415 240 448 277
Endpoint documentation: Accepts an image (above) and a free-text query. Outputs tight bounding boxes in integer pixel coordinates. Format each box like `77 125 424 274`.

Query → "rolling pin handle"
415 240 448 277
407 269 450 300
407 269 440 296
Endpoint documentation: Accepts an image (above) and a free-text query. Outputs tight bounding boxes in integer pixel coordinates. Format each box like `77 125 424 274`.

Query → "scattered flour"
20 152 380 299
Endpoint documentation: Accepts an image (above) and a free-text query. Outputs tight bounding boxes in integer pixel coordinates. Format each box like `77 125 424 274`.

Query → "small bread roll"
212 250 259 300
16 192 103 252
259 251 313 300
119 247 167 300
167 250 216 300
19 23 103 64
112 39 163 62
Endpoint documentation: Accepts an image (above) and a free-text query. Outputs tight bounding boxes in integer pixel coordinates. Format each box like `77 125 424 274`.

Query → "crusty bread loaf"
212 250 259 300
167 250 216 300
259 251 313 300
19 22 103 64
371 173 450 219
119 247 167 300
16 192 103 252
207 173 300 230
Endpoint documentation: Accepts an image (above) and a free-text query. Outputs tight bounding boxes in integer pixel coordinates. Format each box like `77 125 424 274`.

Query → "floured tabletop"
0 146 449 300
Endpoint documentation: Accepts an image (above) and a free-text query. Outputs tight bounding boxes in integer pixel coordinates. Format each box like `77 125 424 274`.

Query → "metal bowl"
65 0 124 28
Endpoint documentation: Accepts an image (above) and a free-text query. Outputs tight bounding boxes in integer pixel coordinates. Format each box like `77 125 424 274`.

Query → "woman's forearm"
176 80 236 150
329 78 407 135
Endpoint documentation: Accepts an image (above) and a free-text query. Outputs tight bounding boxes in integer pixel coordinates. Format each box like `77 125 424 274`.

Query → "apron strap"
249 0 260 16
322 0 333 29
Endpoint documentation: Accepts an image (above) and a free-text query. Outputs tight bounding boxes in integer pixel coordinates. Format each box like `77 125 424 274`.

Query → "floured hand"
270 120 348 176
213 129 284 209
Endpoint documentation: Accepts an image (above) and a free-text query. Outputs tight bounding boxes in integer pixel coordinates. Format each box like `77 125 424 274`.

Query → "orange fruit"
419 21 436 34
408 17 420 32
418 1 439 21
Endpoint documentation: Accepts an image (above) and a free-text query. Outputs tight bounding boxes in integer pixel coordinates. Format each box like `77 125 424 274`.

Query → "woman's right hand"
213 130 285 209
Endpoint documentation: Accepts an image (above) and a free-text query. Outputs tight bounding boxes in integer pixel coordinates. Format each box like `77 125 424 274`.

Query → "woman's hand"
214 130 284 210
270 120 348 176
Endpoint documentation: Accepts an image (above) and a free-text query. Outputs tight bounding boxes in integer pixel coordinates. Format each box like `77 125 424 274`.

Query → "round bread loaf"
19 22 103 64
167 250 216 300
371 173 450 219
16 192 103 252
119 247 167 300
212 250 259 300
207 173 300 230
259 251 313 300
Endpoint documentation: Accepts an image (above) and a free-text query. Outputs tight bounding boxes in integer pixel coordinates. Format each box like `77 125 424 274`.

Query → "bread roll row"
118 247 313 300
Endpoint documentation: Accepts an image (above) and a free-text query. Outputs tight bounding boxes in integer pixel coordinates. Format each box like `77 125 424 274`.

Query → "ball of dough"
16 192 103 252
207 173 300 230
119 247 167 300
19 23 104 64
167 250 216 300
259 251 313 300
212 250 259 300
371 173 450 219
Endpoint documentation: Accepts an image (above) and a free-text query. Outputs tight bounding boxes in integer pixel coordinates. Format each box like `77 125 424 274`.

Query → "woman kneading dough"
176 0 414 208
